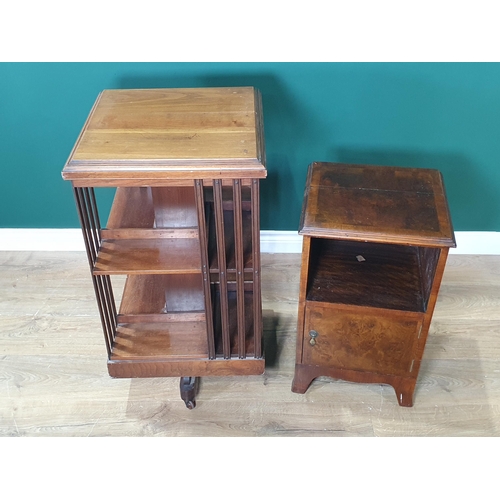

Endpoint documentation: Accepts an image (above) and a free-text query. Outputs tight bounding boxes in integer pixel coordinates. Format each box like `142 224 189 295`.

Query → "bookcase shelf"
111 321 208 361
93 238 202 275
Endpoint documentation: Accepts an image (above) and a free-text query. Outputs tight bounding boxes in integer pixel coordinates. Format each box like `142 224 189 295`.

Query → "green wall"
1 62 499 231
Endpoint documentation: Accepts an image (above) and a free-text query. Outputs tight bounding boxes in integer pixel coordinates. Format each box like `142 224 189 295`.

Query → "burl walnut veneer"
62 87 266 409
291 162 456 407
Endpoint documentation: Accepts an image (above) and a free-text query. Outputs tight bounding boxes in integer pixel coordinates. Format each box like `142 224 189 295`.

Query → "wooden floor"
1 251 499 437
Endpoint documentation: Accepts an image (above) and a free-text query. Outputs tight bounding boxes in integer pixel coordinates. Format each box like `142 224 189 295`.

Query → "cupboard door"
303 303 423 377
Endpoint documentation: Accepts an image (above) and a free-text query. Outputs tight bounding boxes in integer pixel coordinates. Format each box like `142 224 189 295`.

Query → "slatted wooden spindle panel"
73 187 117 356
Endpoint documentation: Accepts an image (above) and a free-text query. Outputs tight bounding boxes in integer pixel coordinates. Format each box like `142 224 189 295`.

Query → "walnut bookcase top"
62 87 266 185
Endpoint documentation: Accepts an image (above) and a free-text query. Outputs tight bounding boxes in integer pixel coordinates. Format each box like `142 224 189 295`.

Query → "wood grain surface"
300 162 456 247
1 251 499 436
306 238 426 312
61 87 267 184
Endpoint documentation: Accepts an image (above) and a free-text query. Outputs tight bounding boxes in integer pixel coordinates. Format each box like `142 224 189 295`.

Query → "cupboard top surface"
299 162 456 247
62 87 266 183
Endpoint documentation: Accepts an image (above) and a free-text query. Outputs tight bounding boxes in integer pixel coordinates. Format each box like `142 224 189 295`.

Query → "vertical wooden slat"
73 188 95 271
83 188 116 341
233 179 246 358
213 179 231 359
82 188 100 262
95 275 114 350
82 188 117 333
90 188 117 327
99 276 117 332
75 188 97 263
251 179 262 358
84 188 117 328
195 180 215 360
89 187 102 230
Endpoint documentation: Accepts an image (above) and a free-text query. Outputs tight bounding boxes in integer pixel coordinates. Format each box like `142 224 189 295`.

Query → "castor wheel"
180 376 198 410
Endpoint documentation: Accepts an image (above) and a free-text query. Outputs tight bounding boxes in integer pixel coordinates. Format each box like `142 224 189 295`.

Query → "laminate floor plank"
1 251 499 436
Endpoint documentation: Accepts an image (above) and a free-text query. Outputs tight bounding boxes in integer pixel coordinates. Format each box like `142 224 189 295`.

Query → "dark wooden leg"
180 376 198 409
291 364 317 394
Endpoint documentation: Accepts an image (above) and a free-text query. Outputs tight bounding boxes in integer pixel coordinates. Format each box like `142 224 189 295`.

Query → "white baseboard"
0 229 499 255
0 229 85 252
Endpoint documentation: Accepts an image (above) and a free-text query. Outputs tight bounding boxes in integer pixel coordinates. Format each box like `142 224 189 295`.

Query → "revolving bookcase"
62 87 266 409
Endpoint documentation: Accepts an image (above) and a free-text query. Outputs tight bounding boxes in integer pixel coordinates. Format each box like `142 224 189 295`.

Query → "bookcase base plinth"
108 357 265 379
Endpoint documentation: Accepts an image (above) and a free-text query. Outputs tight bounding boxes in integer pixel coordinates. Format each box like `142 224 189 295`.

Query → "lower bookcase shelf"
107 317 264 380
111 321 209 361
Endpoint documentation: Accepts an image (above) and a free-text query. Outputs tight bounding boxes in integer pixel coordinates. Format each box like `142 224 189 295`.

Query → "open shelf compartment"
306 238 440 313
92 185 202 275
117 274 205 321
110 273 208 362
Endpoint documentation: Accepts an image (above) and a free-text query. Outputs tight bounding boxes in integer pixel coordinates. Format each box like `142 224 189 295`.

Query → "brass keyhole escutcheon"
309 330 318 346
